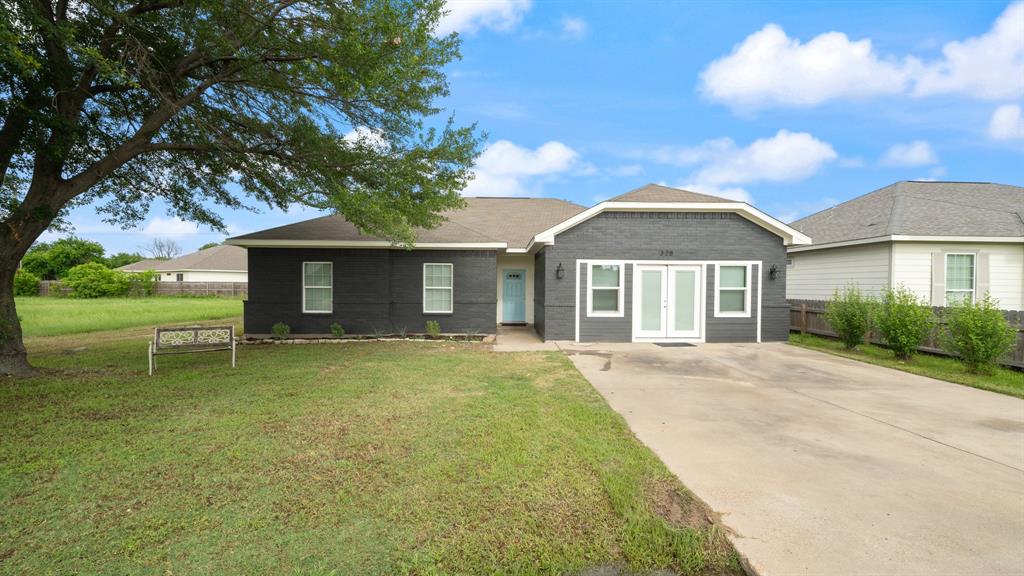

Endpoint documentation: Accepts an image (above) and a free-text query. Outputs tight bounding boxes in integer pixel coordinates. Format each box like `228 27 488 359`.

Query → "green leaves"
2 0 481 243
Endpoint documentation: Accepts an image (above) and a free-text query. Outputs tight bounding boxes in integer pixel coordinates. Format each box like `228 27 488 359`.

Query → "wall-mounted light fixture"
769 264 779 280
556 263 565 279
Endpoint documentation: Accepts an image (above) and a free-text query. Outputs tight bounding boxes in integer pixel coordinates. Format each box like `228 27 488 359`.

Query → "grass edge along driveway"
789 333 1023 399
0 332 742 575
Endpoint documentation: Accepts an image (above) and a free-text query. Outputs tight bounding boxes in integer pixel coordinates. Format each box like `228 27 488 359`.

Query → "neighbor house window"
302 262 333 313
175 273 183 282
423 263 453 314
945 253 975 305
715 264 750 317
588 263 623 317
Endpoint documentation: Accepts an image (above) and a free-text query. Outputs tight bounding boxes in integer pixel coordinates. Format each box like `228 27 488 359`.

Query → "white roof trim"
788 234 1024 253
225 238 507 250
528 201 812 249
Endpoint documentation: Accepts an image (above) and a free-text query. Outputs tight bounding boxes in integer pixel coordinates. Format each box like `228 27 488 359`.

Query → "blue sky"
50 0 1024 255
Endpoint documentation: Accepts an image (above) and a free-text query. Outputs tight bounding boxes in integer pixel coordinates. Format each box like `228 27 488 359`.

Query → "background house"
787 181 1024 310
118 244 248 283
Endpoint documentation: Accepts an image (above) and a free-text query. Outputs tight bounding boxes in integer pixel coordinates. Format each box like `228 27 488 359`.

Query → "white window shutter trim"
931 252 945 306
976 252 990 299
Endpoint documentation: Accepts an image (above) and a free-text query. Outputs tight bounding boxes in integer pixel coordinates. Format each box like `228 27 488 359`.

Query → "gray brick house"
227 184 811 342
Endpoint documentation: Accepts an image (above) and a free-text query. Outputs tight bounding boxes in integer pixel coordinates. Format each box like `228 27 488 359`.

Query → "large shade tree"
0 0 481 374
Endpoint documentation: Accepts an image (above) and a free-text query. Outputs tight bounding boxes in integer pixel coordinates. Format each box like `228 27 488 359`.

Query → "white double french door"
633 265 701 339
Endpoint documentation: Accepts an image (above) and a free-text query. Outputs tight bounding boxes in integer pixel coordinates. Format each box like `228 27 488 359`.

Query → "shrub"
942 294 1016 374
330 322 345 338
13 270 41 296
876 286 933 361
271 322 291 339
425 320 441 338
824 285 874 349
124 270 158 296
61 262 131 298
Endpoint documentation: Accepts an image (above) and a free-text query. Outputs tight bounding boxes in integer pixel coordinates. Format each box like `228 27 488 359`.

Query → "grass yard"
14 296 243 337
0 327 740 574
789 333 1024 399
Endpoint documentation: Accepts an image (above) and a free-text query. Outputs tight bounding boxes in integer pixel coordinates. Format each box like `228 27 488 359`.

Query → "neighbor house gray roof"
608 183 734 203
229 197 587 250
119 245 247 272
791 181 1024 246
116 258 166 272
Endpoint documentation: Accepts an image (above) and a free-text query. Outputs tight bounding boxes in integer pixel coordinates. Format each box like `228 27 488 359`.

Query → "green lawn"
14 296 243 337
790 333 1024 399
1 328 740 574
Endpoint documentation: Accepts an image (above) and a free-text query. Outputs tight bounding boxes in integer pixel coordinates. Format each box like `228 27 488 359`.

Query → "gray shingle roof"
609 183 734 203
230 197 587 250
120 245 248 272
791 181 1024 246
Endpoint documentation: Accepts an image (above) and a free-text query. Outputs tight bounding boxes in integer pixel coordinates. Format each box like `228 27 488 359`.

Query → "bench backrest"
154 326 234 349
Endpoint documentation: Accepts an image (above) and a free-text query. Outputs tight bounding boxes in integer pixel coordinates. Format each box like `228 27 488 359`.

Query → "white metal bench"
149 325 236 375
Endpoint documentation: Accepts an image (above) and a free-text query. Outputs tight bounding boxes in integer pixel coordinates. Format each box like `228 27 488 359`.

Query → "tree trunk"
0 263 32 376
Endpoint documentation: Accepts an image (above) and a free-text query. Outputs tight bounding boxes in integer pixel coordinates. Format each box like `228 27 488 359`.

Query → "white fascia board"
787 235 1024 253
225 239 507 250
530 202 811 246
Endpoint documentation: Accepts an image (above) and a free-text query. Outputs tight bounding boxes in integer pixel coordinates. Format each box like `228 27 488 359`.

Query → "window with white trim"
945 253 975 305
423 263 453 313
588 263 623 316
715 264 750 317
302 262 333 313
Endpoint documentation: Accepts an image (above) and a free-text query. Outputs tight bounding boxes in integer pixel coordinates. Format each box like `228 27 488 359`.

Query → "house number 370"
659 250 674 257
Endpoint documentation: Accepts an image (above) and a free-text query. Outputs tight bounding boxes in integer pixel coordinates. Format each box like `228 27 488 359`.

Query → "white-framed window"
945 253 975 306
302 261 333 313
423 263 453 314
715 264 751 317
588 263 624 317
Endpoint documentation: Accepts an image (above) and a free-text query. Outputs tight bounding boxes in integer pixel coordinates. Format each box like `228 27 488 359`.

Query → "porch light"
556 263 565 279
769 264 779 280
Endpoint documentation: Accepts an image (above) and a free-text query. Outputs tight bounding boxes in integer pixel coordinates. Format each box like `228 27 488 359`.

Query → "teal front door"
502 269 526 324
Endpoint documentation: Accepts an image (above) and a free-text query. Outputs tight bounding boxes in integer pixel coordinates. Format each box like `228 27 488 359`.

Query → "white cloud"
880 140 938 167
689 130 838 186
699 24 908 108
611 164 645 177
699 2 1024 109
913 2 1024 99
343 127 389 151
561 16 589 41
462 139 580 196
988 104 1024 140
436 0 531 35
142 217 200 237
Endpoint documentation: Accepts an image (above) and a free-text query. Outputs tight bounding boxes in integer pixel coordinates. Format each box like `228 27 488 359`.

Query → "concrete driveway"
563 342 1024 576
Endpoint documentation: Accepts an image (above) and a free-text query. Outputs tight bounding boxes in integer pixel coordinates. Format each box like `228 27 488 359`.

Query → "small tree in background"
20 238 106 279
140 239 183 260
942 294 1016 374
61 263 131 298
824 285 874 349
198 242 222 251
876 286 934 361
105 252 146 269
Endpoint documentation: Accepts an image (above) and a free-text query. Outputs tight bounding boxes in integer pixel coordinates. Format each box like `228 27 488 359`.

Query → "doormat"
654 342 695 347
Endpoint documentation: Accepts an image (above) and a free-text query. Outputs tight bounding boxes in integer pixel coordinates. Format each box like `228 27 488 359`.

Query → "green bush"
271 322 291 339
824 285 873 349
876 286 933 361
61 263 131 298
125 270 158 296
330 322 345 338
21 237 106 279
13 270 41 296
425 320 441 338
942 294 1016 374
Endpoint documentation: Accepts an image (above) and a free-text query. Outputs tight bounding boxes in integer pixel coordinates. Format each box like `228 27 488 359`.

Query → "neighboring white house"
118 244 248 282
787 181 1024 310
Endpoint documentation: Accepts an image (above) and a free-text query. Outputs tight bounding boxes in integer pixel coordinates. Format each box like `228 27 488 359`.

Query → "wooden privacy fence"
789 299 1024 369
38 280 247 298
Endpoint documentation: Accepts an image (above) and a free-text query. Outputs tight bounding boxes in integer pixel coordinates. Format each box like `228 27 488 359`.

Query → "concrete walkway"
564 342 1024 576
492 325 560 352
